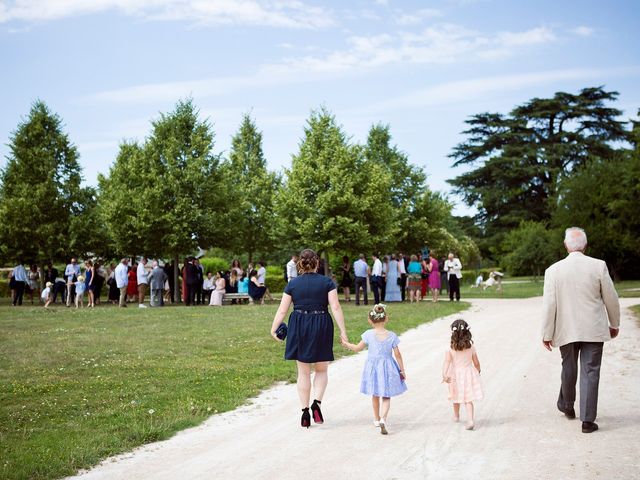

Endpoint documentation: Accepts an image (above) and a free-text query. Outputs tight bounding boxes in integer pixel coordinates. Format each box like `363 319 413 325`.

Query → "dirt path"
70 298 640 480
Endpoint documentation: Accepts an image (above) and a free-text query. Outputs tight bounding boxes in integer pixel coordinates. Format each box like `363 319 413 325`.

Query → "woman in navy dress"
271 249 348 428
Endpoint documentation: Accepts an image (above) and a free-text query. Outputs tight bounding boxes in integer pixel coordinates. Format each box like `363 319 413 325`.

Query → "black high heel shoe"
301 408 311 428
310 399 324 424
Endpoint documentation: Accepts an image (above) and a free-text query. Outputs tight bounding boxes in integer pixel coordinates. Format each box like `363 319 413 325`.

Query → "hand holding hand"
610 327 619 339
442 376 451 384
542 340 553 351
340 331 349 345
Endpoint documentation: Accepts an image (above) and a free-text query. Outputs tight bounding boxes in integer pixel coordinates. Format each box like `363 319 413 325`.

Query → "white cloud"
81 24 561 105
394 8 443 26
0 0 334 29
570 25 594 37
362 66 640 113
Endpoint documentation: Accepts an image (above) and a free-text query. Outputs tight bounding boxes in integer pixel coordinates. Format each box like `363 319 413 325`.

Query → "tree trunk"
324 251 331 277
173 253 180 304
248 251 253 264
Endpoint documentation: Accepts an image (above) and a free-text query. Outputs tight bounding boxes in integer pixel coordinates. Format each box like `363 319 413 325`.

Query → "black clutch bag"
275 323 288 340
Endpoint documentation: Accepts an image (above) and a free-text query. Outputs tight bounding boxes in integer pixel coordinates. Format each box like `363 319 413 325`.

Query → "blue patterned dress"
360 330 407 397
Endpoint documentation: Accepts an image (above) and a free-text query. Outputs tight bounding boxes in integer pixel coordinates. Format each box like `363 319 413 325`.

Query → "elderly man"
148 261 168 307
114 258 129 308
542 227 620 433
444 253 462 302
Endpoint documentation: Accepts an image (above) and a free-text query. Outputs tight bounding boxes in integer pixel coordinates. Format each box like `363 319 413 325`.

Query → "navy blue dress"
284 273 337 363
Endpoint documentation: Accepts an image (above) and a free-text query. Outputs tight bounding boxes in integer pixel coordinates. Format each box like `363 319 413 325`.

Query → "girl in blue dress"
342 304 407 435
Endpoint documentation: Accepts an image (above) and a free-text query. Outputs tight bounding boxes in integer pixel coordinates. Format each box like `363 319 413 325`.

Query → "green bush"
198 257 229 275
265 265 286 294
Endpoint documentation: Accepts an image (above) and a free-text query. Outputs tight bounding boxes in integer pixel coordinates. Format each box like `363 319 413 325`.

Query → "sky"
1 0 639 215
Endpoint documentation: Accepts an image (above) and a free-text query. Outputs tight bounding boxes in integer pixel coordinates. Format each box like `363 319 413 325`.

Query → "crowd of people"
6 257 275 308
324 251 464 305
7 249 465 308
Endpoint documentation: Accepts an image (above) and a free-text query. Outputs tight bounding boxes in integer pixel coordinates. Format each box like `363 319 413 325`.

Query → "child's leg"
453 403 460 421
465 402 475 429
372 396 381 421
380 397 391 421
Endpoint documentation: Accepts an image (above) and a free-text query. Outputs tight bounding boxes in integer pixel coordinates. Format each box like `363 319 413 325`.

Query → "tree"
552 116 640 279
0 100 85 274
98 99 230 301
97 141 149 257
227 114 280 262
501 221 562 277
277 108 396 268
449 87 629 252
401 190 480 267
364 124 426 250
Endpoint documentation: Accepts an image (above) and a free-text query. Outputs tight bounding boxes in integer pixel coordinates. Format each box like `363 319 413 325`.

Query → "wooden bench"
222 293 252 304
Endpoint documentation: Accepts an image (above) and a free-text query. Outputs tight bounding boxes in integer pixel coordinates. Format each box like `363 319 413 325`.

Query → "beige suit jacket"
542 252 620 347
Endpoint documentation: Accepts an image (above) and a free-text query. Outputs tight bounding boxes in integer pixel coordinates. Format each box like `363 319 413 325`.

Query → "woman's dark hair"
249 269 258 278
296 249 319 274
450 319 473 351
342 255 349 263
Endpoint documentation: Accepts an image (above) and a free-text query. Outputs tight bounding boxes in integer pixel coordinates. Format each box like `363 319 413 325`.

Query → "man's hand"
610 327 619 339
542 340 553 351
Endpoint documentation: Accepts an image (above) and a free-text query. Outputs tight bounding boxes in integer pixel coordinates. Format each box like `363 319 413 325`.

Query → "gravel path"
70 298 640 480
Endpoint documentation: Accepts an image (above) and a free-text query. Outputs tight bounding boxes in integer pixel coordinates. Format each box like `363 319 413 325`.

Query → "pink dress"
428 258 441 289
445 346 483 403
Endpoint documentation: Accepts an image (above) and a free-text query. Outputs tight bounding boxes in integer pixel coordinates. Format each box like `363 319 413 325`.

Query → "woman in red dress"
127 263 138 303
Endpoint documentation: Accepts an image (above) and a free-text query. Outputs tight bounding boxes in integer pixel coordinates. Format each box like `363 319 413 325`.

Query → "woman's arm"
472 350 481 374
328 289 348 344
442 350 452 383
343 339 366 352
270 293 292 341
393 346 406 379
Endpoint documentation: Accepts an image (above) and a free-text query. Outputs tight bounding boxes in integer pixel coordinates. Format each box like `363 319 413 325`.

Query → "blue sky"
1 0 639 215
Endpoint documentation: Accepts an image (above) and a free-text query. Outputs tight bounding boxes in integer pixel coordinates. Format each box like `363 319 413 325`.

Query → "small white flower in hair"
452 326 458 331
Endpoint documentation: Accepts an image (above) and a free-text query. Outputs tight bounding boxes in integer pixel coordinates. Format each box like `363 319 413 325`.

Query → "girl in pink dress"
442 319 483 430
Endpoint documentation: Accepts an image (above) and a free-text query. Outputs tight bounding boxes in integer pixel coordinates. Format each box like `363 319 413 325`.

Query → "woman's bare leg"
313 361 329 401
296 361 311 409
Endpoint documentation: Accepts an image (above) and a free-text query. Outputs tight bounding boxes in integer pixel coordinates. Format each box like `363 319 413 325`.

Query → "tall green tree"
97 141 149 257
501 221 563 277
552 114 640 279
364 124 426 250
277 108 395 268
449 87 628 251
227 114 279 262
98 99 230 301
0 100 86 272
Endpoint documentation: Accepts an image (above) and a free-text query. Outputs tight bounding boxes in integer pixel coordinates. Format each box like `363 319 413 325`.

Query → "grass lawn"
459 278 640 299
0 299 467 480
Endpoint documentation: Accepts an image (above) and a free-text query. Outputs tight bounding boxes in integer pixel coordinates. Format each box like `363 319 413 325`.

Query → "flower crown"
369 303 387 321
452 324 468 331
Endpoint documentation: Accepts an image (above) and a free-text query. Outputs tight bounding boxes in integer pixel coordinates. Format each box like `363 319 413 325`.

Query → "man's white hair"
564 227 588 252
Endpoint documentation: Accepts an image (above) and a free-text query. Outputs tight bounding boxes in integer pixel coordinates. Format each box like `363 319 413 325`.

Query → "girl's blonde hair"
369 303 387 323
